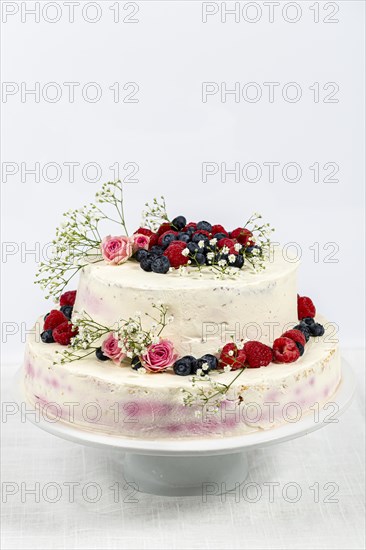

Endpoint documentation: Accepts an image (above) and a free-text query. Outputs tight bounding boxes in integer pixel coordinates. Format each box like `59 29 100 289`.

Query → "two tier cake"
23 181 341 439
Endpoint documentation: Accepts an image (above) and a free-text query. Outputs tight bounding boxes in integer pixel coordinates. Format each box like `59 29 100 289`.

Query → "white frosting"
23 315 341 439
73 253 299 356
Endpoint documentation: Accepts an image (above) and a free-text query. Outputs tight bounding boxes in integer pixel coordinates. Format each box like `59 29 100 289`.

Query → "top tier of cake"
73 252 299 357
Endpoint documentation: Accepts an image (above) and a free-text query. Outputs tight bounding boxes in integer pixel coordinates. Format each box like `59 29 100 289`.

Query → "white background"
1 1 365 549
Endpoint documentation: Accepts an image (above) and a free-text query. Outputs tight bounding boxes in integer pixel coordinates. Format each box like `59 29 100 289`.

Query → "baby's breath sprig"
35 180 129 300
182 367 246 412
141 196 170 231
55 304 171 365
243 212 275 272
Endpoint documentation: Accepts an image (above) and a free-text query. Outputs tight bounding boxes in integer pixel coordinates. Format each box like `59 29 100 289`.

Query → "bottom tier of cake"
23 316 341 440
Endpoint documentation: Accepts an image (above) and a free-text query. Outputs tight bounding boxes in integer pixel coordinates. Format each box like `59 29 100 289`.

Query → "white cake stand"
15 361 355 496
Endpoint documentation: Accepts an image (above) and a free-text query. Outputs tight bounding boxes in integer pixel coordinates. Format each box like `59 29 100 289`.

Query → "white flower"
228 254 236 264
182 248 190 257
206 252 214 260
198 240 205 249
209 238 217 246
222 246 229 254
234 242 242 252
224 366 231 373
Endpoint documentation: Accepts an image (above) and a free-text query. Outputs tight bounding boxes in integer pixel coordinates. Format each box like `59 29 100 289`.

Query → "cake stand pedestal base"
122 452 249 496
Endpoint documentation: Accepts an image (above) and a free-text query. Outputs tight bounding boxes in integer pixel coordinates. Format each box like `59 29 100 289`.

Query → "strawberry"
44 310 68 331
297 296 316 319
60 290 77 307
53 321 78 346
282 329 306 347
273 337 300 363
243 341 273 368
163 241 188 268
219 343 246 371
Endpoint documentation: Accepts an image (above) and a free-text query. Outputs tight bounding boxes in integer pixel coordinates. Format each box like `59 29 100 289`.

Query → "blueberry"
95 347 109 361
185 226 196 236
234 254 244 268
192 233 209 244
173 355 197 376
161 232 177 248
41 329 54 343
135 249 149 262
197 221 212 232
301 317 315 326
177 232 191 243
60 305 73 319
294 323 311 342
151 256 170 274
140 257 153 272
187 242 199 255
194 253 206 265
131 356 143 370
309 322 325 337
213 233 227 241
150 245 164 256
295 342 304 356
194 354 218 374
171 216 187 231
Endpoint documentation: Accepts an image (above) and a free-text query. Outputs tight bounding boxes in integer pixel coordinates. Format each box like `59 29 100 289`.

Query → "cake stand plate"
14 361 355 496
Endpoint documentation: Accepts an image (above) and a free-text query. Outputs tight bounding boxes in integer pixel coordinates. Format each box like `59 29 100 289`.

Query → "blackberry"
171 216 187 231
151 256 170 274
95 347 109 361
302 317 315 326
173 355 197 376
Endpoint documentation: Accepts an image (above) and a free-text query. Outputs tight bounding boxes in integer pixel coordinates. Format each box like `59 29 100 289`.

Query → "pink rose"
141 339 178 373
101 333 125 365
132 233 151 251
101 235 132 265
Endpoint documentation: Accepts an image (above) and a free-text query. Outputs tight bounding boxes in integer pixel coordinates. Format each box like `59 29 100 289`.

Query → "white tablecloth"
1 349 365 550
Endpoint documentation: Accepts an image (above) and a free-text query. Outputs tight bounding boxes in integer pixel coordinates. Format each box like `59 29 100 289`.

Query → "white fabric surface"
1 349 365 550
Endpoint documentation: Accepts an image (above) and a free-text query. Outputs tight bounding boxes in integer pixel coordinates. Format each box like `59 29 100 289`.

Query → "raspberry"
148 233 159 249
133 227 154 237
282 329 306 347
44 309 68 331
157 222 172 236
211 224 228 236
297 296 316 319
273 337 300 363
163 241 188 268
230 228 254 247
217 238 236 249
219 343 246 370
243 341 273 368
60 290 77 307
53 321 78 346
